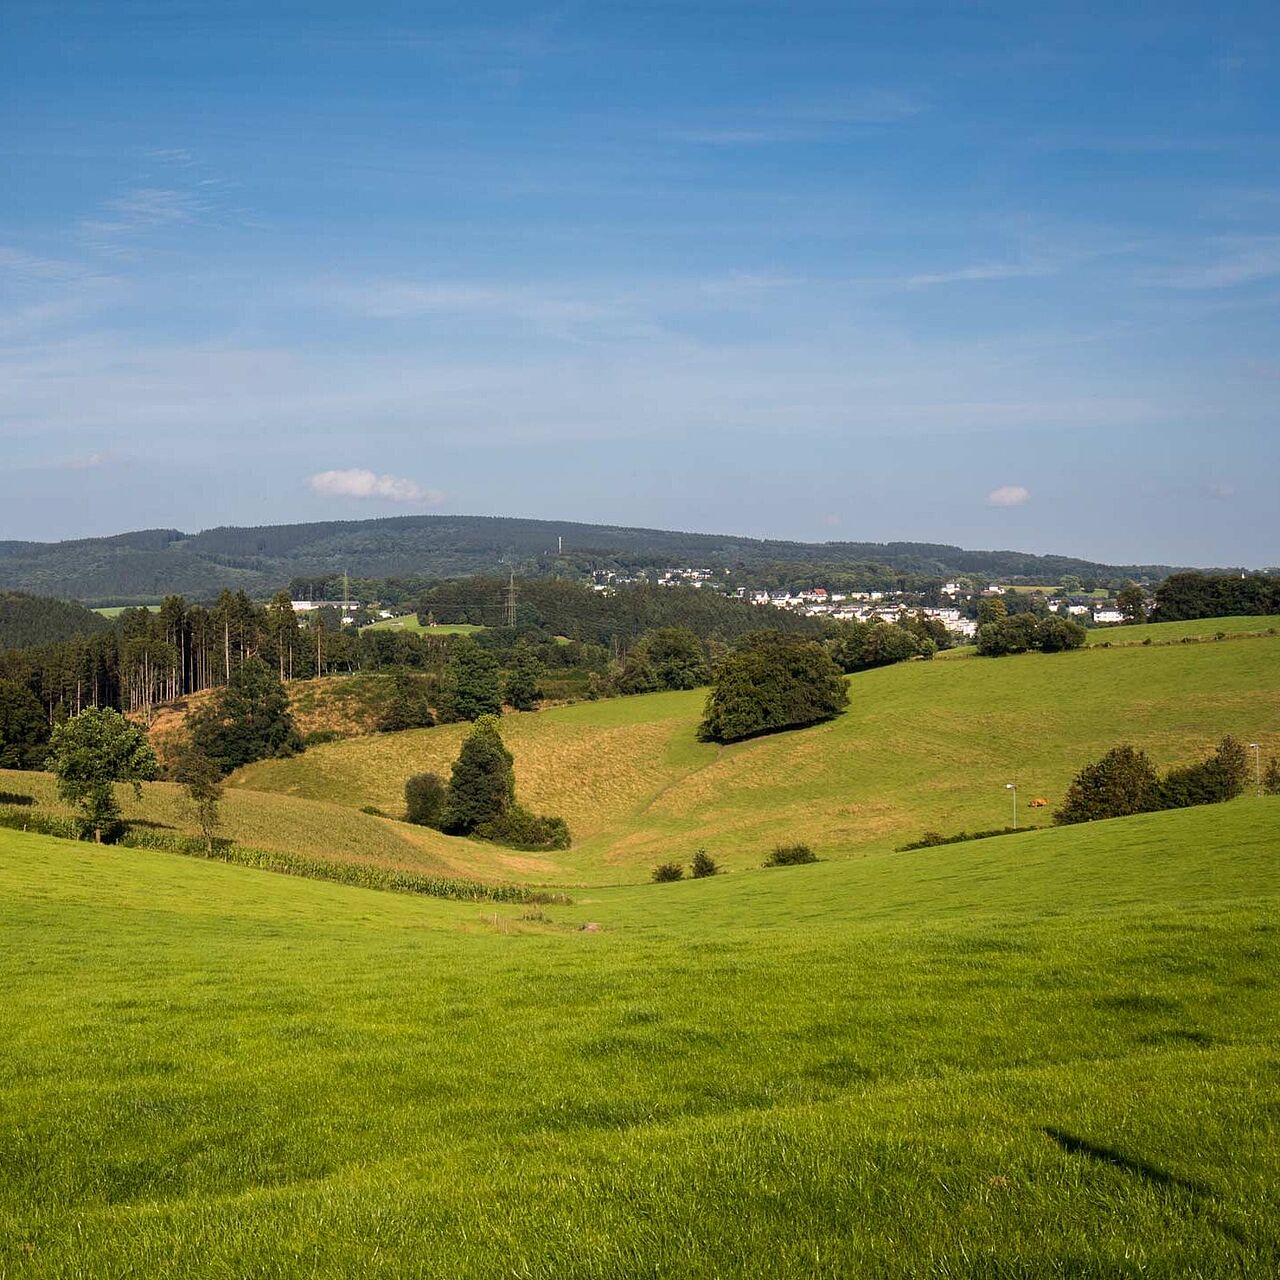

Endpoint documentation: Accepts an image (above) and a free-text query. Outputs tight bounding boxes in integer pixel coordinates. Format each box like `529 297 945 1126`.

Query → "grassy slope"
234 636 1280 884
0 768 539 883
1085 614 1280 646
1 800 1276 1277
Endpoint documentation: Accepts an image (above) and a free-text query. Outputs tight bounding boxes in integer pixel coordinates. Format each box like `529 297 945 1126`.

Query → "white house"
1093 609 1125 625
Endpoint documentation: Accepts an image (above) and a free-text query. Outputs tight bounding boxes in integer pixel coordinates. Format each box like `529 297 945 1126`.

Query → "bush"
699 633 848 744
764 843 818 866
897 826 1027 851
651 861 684 882
1056 737 1252 826
977 615 1086 657
1264 756 1280 796
690 848 720 878
303 729 343 746
378 672 436 732
1054 745 1161 825
475 804 571 851
1158 736 1249 809
404 772 447 827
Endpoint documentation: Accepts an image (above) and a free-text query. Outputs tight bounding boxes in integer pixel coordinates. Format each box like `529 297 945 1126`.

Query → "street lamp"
1005 782 1017 829
1249 743 1262 797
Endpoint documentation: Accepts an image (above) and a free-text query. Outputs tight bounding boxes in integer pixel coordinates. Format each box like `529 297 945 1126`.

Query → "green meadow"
360 615 483 635
1085 614 1280 646
233 636 1280 884
91 604 157 618
1 796 1277 1277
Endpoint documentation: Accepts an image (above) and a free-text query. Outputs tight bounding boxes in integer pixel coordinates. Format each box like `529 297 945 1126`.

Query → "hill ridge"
0 512 1206 603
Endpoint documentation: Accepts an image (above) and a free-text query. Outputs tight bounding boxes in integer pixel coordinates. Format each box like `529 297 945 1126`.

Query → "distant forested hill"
0 592 111 648
0 515 1188 603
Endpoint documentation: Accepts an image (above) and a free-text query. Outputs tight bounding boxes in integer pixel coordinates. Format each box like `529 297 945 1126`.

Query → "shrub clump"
764 843 818 867
404 772 447 827
976 615 1086 657
690 848 720 878
1055 737 1251 825
699 633 848 744
475 804 570 851
651 861 685 882
897 826 1028 851
406 716 570 851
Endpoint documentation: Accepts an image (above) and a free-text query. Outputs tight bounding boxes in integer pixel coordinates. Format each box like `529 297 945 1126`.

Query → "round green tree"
46 707 158 842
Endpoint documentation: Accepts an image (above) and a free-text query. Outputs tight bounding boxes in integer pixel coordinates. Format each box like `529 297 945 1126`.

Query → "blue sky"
1 1 1277 564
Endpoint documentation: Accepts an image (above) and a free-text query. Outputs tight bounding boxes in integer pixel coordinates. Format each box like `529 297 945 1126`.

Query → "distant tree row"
1152 572 1280 623
415 578 823 648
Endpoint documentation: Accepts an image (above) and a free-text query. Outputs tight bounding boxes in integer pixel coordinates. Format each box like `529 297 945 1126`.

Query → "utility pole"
506 572 518 628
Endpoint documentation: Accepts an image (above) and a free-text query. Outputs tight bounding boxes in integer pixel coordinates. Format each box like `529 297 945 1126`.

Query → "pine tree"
442 715 515 833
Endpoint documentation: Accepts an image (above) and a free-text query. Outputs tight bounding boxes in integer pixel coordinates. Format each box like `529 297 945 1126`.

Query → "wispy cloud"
987 484 1031 507
1140 237 1280 289
904 261 1055 288
308 469 442 504
78 187 207 253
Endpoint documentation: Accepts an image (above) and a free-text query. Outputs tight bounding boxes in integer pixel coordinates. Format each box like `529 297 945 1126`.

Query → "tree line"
1152 573 1280 622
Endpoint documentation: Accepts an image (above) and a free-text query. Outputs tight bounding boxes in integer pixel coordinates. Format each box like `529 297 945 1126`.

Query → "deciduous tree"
46 707 157 841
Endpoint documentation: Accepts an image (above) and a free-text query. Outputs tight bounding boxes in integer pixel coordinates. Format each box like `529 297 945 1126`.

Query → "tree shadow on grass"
1041 1126 1210 1196
1040 1126 1264 1249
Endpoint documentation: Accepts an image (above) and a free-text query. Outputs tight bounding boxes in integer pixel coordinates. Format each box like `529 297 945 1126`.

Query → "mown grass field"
234 636 1280 884
1 798 1276 1277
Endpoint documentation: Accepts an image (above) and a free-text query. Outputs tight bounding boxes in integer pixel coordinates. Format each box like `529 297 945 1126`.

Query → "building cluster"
739 588 979 638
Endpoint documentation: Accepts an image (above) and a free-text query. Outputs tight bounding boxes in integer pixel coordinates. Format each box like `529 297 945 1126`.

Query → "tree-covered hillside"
0 592 110 649
0 515 1194 603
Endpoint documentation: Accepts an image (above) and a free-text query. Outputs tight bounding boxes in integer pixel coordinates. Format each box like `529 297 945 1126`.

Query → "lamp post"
1249 743 1262 797
1005 782 1017 829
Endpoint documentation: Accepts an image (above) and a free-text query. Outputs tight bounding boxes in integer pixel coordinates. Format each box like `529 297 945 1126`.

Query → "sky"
1 1 1277 565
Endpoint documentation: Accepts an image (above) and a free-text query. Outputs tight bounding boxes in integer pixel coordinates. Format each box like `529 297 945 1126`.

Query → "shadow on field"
1041 1126 1208 1195
1042 1127 1270 1252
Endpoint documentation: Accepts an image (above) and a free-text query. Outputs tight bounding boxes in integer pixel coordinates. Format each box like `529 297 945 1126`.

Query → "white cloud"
987 484 1031 507
307 468 441 504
